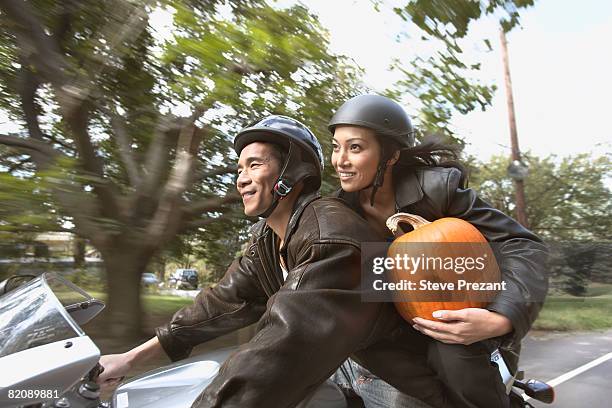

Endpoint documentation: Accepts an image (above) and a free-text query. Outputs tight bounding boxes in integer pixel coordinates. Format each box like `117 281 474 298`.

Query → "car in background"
141 273 160 287
169 268 199 290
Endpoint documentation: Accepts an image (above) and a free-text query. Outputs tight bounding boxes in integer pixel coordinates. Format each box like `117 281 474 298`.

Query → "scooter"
0 273 554 408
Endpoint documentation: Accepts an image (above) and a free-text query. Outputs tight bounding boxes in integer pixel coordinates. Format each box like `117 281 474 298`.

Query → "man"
98 115 446 407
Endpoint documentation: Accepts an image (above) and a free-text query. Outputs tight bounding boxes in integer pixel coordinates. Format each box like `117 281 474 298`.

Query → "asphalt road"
519 330 612 407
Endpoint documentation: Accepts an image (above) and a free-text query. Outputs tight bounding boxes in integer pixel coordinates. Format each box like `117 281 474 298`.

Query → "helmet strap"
369 163 386 206
257 141 299 218
368 143 392 207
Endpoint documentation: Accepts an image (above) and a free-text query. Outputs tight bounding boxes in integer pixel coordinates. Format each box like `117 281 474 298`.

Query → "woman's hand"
412 308 512 345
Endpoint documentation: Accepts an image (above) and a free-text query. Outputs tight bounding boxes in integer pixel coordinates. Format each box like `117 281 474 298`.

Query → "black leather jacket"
336 166 550 368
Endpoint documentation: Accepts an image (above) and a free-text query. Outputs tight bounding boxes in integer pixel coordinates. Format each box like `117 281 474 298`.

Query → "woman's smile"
338 171 356 180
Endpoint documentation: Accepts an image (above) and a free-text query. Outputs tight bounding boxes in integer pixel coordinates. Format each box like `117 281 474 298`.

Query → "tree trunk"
157 257 166 282
73 237 86 269
101 244 153 340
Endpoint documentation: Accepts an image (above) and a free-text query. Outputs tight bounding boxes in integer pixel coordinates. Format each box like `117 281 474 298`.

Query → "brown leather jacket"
156 192 427 407
156 167 548 407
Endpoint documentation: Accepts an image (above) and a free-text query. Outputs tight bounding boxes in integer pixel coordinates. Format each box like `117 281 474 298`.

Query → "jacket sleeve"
191 241 385 408
155 240 268 361
444 168 549 346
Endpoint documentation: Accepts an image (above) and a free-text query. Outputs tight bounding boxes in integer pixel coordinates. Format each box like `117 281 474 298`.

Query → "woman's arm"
442 168 548 346
409 167 549 345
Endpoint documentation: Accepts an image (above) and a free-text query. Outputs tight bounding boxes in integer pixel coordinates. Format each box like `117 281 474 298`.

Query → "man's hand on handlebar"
97 354 131 392
96 336 166 392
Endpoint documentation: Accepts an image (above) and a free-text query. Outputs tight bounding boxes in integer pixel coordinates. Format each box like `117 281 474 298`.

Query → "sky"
289 0 612 161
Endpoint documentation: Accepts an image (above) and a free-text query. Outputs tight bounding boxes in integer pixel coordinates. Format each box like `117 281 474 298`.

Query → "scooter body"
0 273 102 408
111 347 232 408
0 273 345 408
112 348 347 408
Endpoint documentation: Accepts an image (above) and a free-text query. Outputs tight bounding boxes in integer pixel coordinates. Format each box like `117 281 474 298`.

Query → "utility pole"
500 28 529 228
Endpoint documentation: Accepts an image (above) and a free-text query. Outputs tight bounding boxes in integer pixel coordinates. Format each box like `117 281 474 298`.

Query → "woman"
328 94 548 408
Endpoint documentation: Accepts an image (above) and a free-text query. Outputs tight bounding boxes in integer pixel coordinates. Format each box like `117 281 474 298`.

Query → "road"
519 330 612 407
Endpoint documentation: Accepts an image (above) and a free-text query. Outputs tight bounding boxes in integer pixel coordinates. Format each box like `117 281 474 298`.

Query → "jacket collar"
394 169 423 209
259 190 321 251
335 169 424 211
284 190 321 246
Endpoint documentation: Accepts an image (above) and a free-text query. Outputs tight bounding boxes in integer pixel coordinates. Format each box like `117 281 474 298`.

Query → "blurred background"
0 1 610 402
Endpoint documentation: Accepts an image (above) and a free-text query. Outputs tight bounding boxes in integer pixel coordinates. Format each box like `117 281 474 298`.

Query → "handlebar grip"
88 363 105 382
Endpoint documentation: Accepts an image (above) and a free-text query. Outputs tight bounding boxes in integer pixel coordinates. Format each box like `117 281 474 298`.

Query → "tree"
0 164 67 265
469 153 611 241
386 0 536 142
0 0 360 337
469 153 612 294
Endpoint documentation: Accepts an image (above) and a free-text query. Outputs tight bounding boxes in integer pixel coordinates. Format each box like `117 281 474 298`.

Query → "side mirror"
0 275 36 296
65 299 106 325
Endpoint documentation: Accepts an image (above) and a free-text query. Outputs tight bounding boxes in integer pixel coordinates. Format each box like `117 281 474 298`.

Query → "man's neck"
265 185 303 245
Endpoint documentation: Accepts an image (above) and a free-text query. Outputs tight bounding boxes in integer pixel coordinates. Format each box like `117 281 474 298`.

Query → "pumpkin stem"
386 213 431 236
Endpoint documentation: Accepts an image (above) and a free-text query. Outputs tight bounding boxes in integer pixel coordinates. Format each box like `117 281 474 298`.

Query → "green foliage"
78 291 193 317
68 268 107 292
387 0 535 139
546 242 612 297
0 0 547 293
0 170 61 233
533 283 612 331
193 212 252 281
393 0 536 46
389 54 495 143
469 152 612 241
469 152 611 296
142 292 193 316
159 212 247 283
0 0 363 286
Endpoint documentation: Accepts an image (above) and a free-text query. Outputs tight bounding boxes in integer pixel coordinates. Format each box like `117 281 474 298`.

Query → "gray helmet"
234 115 323 218
328 95 415 206
328 94 415 147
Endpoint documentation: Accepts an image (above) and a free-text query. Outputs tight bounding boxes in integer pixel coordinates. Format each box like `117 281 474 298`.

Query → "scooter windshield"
0 273 85 358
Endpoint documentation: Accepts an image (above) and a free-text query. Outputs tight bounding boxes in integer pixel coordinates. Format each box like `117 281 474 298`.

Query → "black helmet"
234 115 324 218
328 94 415 147
328 95 415 206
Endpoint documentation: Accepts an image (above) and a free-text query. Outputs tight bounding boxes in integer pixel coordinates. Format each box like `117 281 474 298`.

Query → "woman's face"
331 125 381 192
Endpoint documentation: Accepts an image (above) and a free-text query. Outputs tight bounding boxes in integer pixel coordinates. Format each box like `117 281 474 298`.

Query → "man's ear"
387 150 400 167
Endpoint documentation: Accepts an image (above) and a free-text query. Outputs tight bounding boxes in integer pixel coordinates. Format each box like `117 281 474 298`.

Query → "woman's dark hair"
380 134 468 189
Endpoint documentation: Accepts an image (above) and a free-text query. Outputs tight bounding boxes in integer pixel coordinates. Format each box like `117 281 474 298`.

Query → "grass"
532 283 612 331
85 291 193 318
141 294 193 316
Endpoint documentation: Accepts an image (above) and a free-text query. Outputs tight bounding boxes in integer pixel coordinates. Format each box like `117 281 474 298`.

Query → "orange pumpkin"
385 213 501 321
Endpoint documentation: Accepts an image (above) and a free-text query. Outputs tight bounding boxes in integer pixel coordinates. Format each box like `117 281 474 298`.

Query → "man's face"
237 142 282 216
